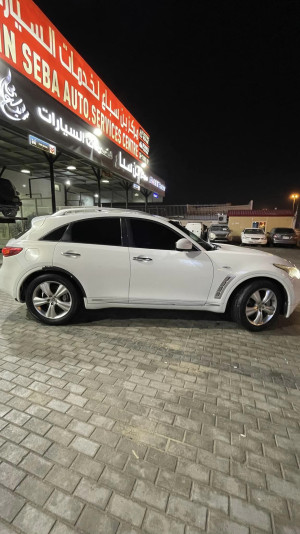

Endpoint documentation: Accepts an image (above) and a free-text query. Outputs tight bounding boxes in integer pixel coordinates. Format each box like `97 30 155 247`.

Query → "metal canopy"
0 122 127 196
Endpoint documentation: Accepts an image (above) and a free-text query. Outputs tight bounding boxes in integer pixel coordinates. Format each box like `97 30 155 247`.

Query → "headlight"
209 232 216 239
274 264 300 279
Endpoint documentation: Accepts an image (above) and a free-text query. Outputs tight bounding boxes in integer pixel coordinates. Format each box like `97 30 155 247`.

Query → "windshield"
168 221 215 251
273 228 294 233
210 226 229 232
244 228 265 234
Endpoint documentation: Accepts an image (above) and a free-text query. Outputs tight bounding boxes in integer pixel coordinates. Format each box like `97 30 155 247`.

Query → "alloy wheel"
32 280 72 320
245 288 277 326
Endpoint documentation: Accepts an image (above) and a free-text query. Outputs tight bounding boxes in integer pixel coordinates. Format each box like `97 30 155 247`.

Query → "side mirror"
176 238 193 251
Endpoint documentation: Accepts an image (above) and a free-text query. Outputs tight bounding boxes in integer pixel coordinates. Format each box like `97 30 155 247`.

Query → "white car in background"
241 228 268 246
0 207 300 332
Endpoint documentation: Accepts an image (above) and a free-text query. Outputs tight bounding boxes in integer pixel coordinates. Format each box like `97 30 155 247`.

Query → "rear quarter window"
41 225 68 241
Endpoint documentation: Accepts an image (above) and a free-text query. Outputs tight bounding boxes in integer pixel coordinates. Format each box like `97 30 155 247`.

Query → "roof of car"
31 207 172 231
53 207 150 218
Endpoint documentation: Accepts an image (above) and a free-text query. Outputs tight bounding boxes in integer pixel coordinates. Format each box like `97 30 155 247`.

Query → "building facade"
228 210 295 237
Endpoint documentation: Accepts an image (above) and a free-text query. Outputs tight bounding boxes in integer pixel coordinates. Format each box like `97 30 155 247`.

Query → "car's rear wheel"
25 274 80 325
231 280 282 331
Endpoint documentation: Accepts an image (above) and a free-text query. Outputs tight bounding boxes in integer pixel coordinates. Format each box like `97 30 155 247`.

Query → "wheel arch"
19 267 87 302
225 276 288 316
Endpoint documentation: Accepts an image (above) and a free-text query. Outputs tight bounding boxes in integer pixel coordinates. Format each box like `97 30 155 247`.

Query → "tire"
25 274 80 325
1 208 17 217
231 279 282 332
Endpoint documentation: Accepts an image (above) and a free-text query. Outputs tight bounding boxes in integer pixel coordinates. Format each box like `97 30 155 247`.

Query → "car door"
127 218 214 306
53 217 130 304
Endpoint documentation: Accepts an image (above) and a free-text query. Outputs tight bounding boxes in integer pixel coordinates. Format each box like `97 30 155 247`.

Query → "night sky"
34 0 300 209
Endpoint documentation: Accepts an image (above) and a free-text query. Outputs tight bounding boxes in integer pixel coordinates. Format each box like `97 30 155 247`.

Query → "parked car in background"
268 228 298 247
185 222 208 240
208 224 232 243
241 228 267 246
0 178 22 218
1 207 300 332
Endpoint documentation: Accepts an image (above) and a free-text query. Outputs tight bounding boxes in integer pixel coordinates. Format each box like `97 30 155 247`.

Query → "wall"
229 216 295 237
1 169 65 206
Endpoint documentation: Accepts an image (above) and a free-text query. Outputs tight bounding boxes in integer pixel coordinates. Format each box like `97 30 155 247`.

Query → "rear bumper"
272 238 297 245
0 261 16 298
242 239 267 245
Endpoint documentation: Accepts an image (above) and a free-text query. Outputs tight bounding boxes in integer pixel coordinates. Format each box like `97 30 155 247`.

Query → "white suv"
1 207 300 331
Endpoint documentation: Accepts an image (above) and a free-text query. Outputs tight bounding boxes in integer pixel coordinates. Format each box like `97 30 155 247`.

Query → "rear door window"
62 217 122 246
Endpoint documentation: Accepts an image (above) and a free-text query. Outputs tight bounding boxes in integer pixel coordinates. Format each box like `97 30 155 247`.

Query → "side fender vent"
215 275 235 299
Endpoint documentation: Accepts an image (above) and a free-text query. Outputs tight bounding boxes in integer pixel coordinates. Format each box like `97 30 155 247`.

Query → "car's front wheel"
231 280 282 331
25 274 80 325
1 208 18 217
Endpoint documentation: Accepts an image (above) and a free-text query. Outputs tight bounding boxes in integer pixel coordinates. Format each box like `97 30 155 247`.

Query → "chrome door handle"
61 251 81 258
133 256 153 262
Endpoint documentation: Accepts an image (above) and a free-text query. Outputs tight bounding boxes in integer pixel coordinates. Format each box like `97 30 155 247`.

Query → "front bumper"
287 276 300 316
211 236 232 242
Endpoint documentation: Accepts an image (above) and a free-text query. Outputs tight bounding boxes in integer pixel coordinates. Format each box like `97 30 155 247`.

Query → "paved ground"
0 247 300 534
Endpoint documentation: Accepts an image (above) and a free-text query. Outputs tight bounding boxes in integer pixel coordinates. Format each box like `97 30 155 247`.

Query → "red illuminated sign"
0 0 150 161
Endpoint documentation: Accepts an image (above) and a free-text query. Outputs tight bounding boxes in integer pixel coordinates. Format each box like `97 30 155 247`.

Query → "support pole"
141 188 152 212
64 185 69 206
119 180 132 209
49 156 56 213
43 152 61 214
92 167 102 207
27 177 46 199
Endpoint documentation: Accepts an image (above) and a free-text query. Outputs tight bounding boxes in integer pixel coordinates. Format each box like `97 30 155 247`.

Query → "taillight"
2 247 23 257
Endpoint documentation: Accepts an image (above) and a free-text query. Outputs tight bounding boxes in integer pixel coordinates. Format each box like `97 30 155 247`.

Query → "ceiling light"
101 179 109 183
94 193 99 197
67 165 76 170
93 128 102 136
65 180 71 186
22 184 26 187
21 169 30 174
134 193 139 196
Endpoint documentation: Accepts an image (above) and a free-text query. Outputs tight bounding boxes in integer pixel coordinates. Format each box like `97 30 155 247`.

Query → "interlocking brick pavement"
0 247 299 533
